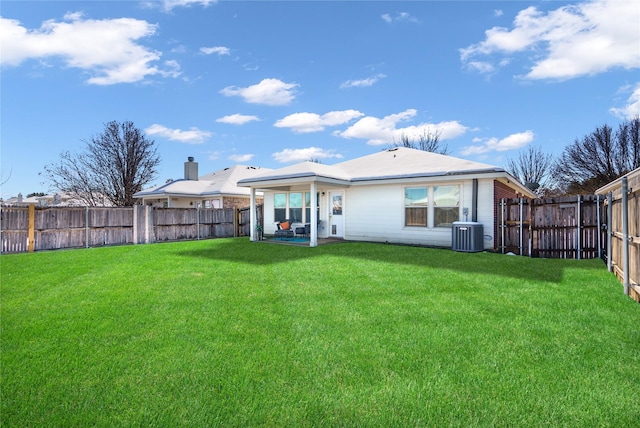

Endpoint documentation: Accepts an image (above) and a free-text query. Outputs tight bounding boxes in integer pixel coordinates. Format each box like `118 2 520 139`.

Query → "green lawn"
2 238 639 427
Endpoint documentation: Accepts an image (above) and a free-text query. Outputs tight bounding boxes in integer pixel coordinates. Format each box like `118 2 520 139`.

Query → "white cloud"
159 0 217 12
494 10 504 17
460 131 534 155
274 110 364 133
200 46 230 56
610 83 640 119
272 147 344 163
333 109 468 145
381 12 420 24
145 124 212 144
220 78 298 106
216 114 260 125
464 61 495 74
228 153 254 162
0 14 174 85
460 0 640 80
340 74 386 89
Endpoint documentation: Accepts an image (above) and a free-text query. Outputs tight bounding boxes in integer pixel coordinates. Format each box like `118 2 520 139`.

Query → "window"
274 193 286 222
434 185 459 227
274 192 319 223
289 192 303 222
405 187 428 227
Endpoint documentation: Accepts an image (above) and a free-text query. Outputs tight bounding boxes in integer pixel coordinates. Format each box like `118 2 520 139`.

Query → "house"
238 147 534 248
1 192 90 207
134 157 272 209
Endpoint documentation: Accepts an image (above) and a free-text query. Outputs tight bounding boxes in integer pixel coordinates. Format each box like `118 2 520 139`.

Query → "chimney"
184 157 199 181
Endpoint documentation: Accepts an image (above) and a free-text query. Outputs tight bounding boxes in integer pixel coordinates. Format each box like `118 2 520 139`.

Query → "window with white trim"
405 187 428 227
434 185 459 227
274 192 318 223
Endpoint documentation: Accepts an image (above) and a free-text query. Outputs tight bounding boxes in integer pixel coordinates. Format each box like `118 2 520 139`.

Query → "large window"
405 187 428 227
434 185 459 227
274 193 287 222
289 192 303 222
274 192 318 223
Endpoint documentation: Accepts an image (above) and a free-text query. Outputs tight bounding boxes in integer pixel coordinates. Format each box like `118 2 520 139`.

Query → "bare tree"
386 129 450 155
506 145 554 195
552 116 640 194
43 121 161 206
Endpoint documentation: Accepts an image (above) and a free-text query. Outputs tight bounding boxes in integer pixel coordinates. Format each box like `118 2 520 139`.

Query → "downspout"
596 194 601 259
472 179 478 222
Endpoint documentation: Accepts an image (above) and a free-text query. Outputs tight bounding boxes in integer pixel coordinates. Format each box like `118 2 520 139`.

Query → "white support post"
310 182 317 247
249 188 256 241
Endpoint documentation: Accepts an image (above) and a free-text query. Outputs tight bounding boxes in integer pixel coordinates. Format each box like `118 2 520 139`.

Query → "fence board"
1 205 251 254
500 195 603 259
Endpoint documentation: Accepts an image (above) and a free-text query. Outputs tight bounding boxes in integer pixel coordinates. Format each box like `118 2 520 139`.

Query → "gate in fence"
499 195 605 259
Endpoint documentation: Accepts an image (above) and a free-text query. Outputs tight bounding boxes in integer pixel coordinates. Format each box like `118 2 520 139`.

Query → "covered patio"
238 162 351 248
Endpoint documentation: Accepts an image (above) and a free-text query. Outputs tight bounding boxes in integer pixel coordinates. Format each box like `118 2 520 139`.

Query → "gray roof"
134 165 272 199
238 147 509 186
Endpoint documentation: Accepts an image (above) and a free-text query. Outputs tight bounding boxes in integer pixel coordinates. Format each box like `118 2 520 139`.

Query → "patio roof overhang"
238 173 350 191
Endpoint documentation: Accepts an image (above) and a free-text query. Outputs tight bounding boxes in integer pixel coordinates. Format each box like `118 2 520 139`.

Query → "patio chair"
275 219 295 240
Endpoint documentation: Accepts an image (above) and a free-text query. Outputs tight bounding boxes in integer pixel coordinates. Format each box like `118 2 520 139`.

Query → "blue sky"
1 0 639 199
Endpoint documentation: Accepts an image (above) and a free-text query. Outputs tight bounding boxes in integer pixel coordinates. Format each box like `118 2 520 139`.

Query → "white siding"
344 179 495 249
263 178 498 249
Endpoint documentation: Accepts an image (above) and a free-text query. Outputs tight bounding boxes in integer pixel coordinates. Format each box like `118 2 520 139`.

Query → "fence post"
519 198 524 256
622 177 630 295
197 204 201 240
133 205 139 244
577 196 582 260
27 204 35 252
234 208 239 238
607 192 613 272
85 206 89 248
501 198 505 254
528 198 534 257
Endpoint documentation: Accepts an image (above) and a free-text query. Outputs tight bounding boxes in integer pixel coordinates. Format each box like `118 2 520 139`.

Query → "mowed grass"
1 238 639 427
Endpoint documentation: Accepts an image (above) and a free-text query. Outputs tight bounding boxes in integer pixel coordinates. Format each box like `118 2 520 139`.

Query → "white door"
329 191 344 238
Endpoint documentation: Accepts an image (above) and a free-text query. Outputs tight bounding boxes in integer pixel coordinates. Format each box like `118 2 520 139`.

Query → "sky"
1 0 639 199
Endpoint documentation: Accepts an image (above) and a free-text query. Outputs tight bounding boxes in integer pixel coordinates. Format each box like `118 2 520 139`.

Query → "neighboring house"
238 147 535 248
1 192 90 207
134 157 272 209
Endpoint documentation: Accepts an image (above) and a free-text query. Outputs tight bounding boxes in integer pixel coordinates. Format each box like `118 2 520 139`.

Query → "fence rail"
1 205 264 254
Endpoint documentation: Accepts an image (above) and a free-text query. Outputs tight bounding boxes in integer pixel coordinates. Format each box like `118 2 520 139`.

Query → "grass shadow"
174 238 607 284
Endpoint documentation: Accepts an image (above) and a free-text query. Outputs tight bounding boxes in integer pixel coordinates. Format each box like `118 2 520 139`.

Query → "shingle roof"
134 165 272 198
238 147 506 186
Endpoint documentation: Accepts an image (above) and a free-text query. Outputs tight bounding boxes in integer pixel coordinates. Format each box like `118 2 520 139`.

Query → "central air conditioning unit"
452 222 484 252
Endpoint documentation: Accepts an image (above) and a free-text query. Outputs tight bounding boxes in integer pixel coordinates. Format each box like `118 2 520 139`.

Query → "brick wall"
222 196 263 209
493 180 518 250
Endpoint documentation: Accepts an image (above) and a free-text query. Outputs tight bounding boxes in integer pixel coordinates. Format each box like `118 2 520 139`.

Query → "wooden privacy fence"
601 173 640 302
1 204 264 254
499 195 605 259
